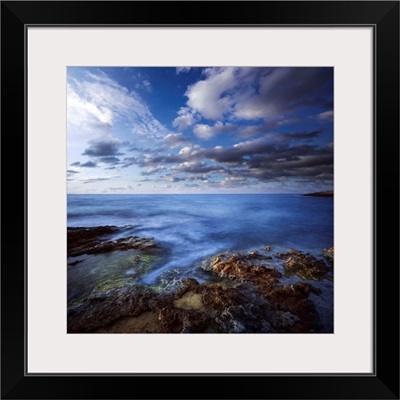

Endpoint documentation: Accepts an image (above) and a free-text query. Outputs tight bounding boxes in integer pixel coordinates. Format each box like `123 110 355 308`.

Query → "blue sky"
67 67 333 194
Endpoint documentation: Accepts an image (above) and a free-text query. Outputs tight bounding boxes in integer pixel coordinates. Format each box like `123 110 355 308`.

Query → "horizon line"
66 192 332 196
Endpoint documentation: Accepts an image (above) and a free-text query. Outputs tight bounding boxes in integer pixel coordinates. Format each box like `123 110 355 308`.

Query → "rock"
67 284 155 332
67 226 159 257
199 250 322 332
68 260 82 266
174 291 204 311
274 311 300 329
274 249 303 259
95 311 160 334
322 247 334 264
265 283 322 332
115 236 158 251
274 250 328 280
68 247 328 334
284 254 327 280
261 320 274 333
201 250 281 286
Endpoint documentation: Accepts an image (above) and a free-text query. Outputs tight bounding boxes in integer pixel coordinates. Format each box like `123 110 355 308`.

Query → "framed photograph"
2 1 399 399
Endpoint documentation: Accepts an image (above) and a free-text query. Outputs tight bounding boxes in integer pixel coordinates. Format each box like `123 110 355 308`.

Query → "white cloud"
164 132 190 148
142 166 166 175
178 146 192 155
233 68 296 120
80 175 121 184
220 176 251 187
178 145 201 156
180 67 333 127
67 83 114 129
176 67 191 74
236 125 267 138
234 68 333 122
67 71 170 140
232 96 271 120
172 160 206 172
83 70 120 88
185 67 237 120
172 107 198 131
176 67 328 140
135 79 152 92
142 80 152 92
108 185 134 191
193 122 236 140
315 110 334 121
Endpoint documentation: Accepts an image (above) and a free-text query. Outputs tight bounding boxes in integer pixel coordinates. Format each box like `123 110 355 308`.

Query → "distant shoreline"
303 190 333 197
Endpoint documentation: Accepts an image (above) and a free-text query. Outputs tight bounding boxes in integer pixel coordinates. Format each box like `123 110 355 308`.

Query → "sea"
67 193 334 325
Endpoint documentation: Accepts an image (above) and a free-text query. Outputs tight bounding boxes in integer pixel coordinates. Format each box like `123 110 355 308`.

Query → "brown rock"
67 226 158 257
68 247 328 334
322 247 334 264
274 250 329 280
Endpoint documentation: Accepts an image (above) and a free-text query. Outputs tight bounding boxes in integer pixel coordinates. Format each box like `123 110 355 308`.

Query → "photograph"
67 66 334 334
2 0 399 397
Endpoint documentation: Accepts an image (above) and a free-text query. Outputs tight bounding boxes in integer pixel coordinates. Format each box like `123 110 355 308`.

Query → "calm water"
67 194 333 296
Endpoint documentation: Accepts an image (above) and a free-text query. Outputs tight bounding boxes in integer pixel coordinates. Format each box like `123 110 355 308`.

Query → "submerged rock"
67 226 158 257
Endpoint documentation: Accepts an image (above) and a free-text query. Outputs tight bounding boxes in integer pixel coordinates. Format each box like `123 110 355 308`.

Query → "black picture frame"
1 1 399 399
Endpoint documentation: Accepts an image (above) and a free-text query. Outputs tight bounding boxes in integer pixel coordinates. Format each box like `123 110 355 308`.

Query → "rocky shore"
67 226 333 333
303 190 333 197
67 226 159 257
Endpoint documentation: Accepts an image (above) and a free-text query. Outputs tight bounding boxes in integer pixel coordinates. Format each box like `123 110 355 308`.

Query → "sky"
67 67 333 194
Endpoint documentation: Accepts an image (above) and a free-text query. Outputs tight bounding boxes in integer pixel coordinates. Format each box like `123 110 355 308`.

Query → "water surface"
68 194 333 300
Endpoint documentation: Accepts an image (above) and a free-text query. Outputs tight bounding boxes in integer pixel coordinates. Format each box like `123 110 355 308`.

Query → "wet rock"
274 249 303 259
202 250 281 286
68 260 82 266
194 282 269 333
264 283 322 332
113 236 158 251
322 247 334 264
67 226 158 257
216 307 247 333
261 320 274 333
174 291 204 311
274 311 300 329
68 284 155 333
95 311 160 333
69 277 321 334
200 250 322 332
274 250 328 280
68 226 118 252
68 247 328 334
156 305 210 333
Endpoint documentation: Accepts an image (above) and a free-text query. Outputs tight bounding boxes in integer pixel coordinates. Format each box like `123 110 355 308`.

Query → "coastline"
67 226 334 334
303 190 334 197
